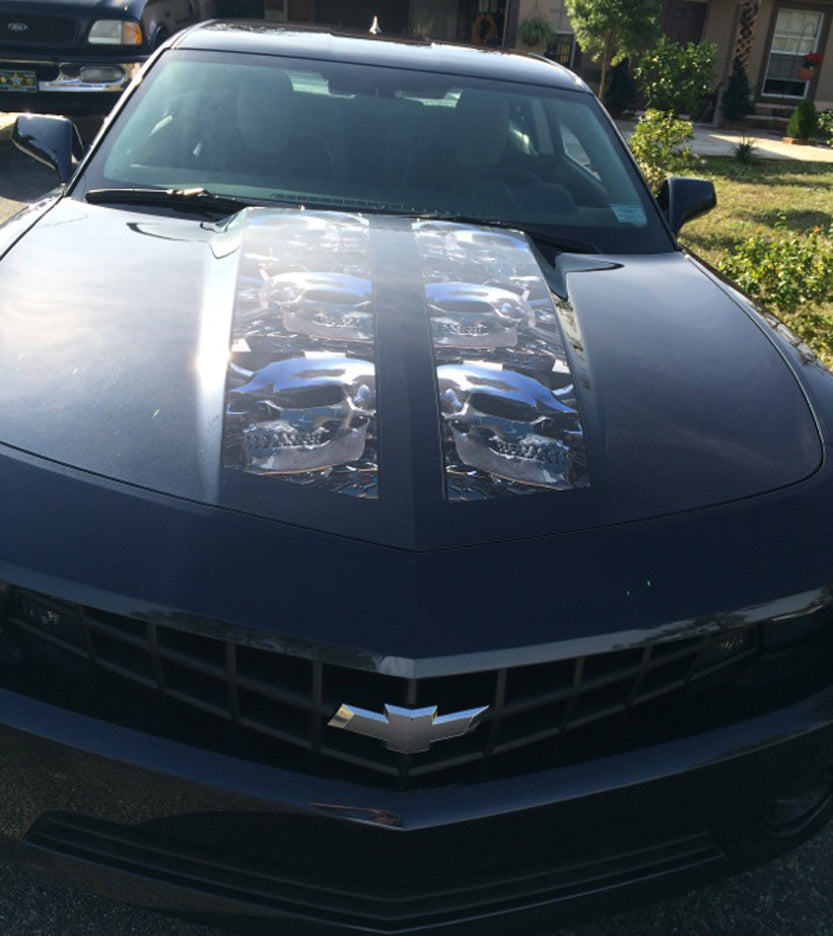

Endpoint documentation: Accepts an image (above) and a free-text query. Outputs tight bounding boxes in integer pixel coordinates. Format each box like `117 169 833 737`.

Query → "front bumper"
2 438 833 933
1 683 832 935
0 56 142 114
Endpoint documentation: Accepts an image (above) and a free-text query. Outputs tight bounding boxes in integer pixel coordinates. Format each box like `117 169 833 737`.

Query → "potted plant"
799 52 822 81
517 15 557 51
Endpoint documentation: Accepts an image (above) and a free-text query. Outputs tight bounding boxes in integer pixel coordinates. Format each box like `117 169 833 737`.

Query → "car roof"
172 21 589 92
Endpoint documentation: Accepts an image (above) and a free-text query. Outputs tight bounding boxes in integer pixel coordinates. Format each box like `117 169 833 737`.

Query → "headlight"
88 19 143 46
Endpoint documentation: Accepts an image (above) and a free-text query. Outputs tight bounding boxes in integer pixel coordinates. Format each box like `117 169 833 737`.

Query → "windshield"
77 49 672 253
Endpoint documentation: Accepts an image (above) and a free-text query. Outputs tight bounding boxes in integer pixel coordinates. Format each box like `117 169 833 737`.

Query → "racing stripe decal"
413 221 590 499
221 210 378 498
220 210 589 503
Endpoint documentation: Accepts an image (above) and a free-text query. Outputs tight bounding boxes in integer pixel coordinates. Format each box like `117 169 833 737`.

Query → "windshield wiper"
84 187 268 216
418 214 600 254
511 224 600 255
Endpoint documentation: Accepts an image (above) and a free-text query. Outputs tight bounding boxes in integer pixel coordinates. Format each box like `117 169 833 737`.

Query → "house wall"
701 0 737 92
748 0 774 90
515 0 573 33
818 54 833 109
530 0 833 115
819 62 833 110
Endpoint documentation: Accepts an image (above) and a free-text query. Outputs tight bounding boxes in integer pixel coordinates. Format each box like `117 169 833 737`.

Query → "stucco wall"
702 0 738 89
516 0 573 35
747 0 774 96
816 60 833 110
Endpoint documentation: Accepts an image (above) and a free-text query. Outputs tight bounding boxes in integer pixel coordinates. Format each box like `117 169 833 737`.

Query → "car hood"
0 200 821 550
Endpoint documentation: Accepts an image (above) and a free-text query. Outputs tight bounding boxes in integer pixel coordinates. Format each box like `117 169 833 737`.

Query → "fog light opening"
693 626 755 674
766 764 833 837
0 584 21 669
80 66 125 84
0 629 22 669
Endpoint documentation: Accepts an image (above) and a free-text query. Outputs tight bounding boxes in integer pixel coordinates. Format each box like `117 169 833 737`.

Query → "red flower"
803 52 823 67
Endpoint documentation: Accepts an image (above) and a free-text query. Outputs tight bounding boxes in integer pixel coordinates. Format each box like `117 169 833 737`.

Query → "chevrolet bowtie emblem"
328 703 488 754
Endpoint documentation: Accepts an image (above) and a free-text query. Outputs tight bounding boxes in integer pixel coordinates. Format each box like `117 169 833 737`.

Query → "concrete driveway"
613 118 833 161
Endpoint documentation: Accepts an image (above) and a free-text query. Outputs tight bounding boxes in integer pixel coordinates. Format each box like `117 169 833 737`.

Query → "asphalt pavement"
1 110 833 935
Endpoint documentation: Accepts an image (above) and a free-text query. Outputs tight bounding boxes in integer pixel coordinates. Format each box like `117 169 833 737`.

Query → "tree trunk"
599 37 613 104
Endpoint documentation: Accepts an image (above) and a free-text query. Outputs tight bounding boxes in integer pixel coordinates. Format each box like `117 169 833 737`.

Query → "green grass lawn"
678 154 833 366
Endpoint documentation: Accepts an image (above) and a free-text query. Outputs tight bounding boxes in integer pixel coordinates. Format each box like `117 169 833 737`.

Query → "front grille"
1 588 768 790
26 811 723 931
0 15 78 48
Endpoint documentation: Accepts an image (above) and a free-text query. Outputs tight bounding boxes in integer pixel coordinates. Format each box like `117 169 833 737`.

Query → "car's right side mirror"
657 177 716 237
13 114 85 185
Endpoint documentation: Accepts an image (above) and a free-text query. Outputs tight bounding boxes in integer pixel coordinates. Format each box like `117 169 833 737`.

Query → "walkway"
615 118 833 162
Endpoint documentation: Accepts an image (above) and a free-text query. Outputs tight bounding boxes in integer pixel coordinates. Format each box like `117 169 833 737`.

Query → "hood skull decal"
222 213 379 497
228 354 376 474
263 272 374 344
415 222 589 499
221 212 589 500
425 282 534 351
438 362 581 489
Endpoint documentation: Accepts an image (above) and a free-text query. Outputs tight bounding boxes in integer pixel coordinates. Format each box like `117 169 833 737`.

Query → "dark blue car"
2 21 833 935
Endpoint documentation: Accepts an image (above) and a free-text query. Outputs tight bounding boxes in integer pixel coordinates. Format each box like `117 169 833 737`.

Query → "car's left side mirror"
13 114 85 185
657 177 716 237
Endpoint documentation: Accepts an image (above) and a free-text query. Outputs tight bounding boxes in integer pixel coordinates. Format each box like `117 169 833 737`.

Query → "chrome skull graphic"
438 362 583 489
244 213 369 273
425 282 534 350
263 272 373 343
228 353 376 473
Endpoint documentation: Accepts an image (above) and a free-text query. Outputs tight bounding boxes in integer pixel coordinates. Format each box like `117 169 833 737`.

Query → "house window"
762 7 824 98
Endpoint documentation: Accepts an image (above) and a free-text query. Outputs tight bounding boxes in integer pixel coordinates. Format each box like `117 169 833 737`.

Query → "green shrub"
787 99 818 140
721 57 751 123
718 226 833 316
733 137 755 163
627 109 697 191
634 35 717 117
819 111 833 147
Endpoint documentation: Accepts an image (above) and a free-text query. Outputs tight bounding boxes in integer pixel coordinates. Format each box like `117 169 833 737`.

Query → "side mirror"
657 177 716 236
12 114 85 184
